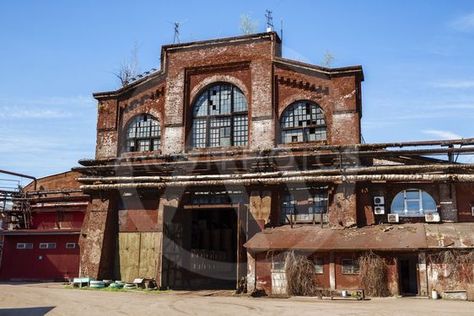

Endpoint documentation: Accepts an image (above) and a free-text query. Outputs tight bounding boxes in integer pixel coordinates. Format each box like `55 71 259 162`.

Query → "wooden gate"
118 232 161 282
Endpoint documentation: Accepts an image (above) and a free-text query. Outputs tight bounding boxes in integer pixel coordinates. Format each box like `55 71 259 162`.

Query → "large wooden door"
118 232 161 282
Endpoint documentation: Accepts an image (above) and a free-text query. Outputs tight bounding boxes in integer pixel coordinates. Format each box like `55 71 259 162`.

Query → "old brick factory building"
2 32 474 297
0 171 87 281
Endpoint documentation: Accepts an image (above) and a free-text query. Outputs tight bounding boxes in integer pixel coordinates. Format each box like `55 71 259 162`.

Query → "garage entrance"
162 202 245 290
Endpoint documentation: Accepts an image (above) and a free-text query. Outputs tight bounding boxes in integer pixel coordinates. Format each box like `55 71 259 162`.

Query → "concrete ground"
0 283 472 316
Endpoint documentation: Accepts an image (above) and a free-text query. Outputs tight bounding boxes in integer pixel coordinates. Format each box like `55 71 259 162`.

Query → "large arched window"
390 189 437 217
280 101 326 144
124 114 160 152
191 83 248 148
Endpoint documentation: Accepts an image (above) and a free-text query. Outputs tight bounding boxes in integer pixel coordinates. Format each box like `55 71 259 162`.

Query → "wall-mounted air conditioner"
387 214 399 223
373 196 385 206
425 213 441 223
374 206 385 215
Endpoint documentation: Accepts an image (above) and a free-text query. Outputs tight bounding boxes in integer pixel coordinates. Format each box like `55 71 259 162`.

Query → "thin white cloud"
422 129 462 140
0 95 95 107
431 80 474 89
0 106 71 119
0 95 95 119
450 12 474 32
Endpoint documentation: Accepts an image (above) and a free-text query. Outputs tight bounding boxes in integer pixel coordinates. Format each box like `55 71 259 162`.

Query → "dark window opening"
342 259 360 275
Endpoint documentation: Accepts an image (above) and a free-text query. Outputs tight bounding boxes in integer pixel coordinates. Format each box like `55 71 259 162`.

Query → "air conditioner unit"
387 214 399 223
373 196 385 206
374 206 385 215
425 213 441 223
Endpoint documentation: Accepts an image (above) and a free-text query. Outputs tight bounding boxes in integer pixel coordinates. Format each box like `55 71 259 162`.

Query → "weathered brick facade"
75 32 474 298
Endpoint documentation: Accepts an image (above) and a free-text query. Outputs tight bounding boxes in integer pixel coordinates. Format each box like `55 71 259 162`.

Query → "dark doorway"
162 206 239 290
398 255 418 295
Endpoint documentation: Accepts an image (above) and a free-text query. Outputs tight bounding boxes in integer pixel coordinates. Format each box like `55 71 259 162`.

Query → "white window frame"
391 189 437 217
65 242 76 249
16 243 33 249
39 242 56 249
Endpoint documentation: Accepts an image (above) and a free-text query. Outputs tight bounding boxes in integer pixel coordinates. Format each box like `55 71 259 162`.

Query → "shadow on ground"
0 306 55 316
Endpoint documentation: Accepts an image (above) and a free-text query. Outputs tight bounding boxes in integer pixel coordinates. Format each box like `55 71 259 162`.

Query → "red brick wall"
455 183 474 222
31 211 84 230
93 33 362 159
24 171 82 192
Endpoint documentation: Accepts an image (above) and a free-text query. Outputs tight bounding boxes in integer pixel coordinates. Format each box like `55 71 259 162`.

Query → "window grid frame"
341 259 360 275
281 188 329 224
390 189 437 217
280 101 327 144
124 114 161 153
191 84 248 149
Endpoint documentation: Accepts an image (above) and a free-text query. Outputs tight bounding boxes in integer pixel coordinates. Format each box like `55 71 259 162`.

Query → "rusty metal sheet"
246 223 474 252
425 223 474 248
244 223 427 252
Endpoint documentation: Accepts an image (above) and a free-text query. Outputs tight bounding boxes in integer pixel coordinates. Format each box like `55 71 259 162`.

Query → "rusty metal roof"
425 223 474 248
244 223 474 252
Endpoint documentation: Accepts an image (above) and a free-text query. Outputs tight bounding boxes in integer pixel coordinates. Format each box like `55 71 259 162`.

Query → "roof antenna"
265 10 274 32
173 22 180 44
280 19 284 41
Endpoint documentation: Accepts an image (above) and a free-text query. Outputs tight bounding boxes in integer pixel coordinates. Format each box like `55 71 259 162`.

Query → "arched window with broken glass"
191 83 248 148
280 101 327 144
123 114 161 152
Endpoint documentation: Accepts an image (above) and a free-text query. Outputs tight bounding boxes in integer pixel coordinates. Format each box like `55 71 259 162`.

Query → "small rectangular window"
66 242 76 249
39 242 56 249
342 259 360 274
16 243 33 249
314 258 324 274
272 261 285 271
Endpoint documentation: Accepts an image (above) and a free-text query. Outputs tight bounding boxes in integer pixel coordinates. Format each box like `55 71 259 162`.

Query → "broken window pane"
280 101 327 144
191 83 248 148
281 188 328 224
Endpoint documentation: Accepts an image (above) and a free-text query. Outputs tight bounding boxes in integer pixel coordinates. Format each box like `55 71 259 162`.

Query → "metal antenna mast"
173 22 180 44
265 10 274 32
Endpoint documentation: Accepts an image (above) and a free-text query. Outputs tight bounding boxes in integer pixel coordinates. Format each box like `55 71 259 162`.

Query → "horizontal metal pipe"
77 164 474 184
77 137 474 166
74 147 474 173
0 169 37 190
80 173 474 191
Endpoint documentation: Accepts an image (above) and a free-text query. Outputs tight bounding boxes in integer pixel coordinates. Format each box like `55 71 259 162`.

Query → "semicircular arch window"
191 83 248 148
124 114 160 152
280 101 327 144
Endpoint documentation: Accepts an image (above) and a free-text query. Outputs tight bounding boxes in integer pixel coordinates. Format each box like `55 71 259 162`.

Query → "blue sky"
1 0 474 180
